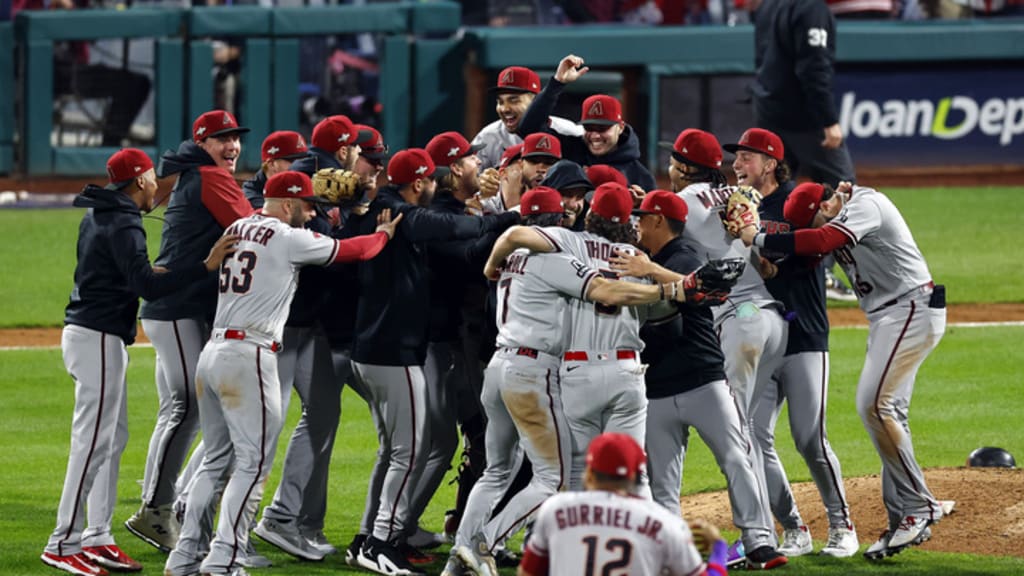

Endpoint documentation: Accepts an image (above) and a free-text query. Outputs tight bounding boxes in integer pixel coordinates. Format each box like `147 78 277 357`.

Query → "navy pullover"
66 185 208 344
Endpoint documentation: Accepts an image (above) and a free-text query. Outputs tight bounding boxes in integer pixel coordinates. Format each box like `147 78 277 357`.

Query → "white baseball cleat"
778 525 813 557
454 534 498 576
888 516 931 549
301 528 338 556
124 504 180 552
820 526 859 558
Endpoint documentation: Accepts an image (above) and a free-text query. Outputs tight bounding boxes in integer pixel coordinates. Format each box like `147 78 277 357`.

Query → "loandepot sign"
839 92 1024 146
833 68 1024 165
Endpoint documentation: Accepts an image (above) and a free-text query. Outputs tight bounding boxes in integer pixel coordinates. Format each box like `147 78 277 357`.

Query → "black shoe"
493 547 520 568
746 546 789 570
357 536 425 576
345 534 366 567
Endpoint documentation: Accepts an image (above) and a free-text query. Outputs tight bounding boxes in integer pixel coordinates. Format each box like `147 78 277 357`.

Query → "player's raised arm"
483 223 559 280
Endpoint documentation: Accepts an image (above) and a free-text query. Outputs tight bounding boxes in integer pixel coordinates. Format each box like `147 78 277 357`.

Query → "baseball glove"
312 168 363 205
722 185 762 233
682 257 746 305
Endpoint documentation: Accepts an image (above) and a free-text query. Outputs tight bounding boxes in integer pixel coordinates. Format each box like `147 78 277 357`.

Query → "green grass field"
2 326 1023 574
1 187 1023 574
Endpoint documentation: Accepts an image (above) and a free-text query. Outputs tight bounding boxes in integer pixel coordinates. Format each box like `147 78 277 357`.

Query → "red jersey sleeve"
200 166 254 228
331 231 389 263
792 226 850 255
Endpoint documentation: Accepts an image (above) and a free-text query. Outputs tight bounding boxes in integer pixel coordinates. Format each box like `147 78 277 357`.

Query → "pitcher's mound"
680 467 1024 557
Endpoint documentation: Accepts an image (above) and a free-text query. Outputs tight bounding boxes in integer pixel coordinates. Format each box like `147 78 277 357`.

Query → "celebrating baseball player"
164 171 401 576
43 149 236 576
517 54 656 190
734 181 948 560
242 130 310 208
727 128 858 557
518 433 729 576
130 110 254 554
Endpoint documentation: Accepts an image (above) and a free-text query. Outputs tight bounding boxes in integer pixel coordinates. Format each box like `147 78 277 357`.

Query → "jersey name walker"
495 249 599 355
536 227 666 352
825 186 933 312
678 183 776 309
216 214 340 342
528 491 705 576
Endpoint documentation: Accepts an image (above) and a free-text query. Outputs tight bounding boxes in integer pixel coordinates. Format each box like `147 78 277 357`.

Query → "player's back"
214 214 335 342
530 490 703 576
677 182 776 311
826 186 932 312
495 248 599 356
539 227 649 352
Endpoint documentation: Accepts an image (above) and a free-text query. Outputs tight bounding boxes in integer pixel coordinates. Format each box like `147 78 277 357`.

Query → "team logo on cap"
287 185 303 195
196 126 207 136
447 147 461 157
415 165 428 175
338 133 350 143
222 113 232 125
500 69 514 85
588 100 604 117
296 136 306 149
267 146 280 156
535 136 552 150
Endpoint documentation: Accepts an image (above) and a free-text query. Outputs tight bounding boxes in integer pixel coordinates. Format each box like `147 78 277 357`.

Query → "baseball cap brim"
723 143 758 155
278 151 311 161
208 126 251 139
522 152 560 162
468 143 486 155
657 141 677 152
582 119 618 128
361 150 388 161
354 129 374 144
104 180 134 191
488 86 537 95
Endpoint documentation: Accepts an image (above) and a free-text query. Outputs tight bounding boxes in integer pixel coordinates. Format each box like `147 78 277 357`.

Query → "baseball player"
735 181 947 560
446 188 720 576
348 149 520 576
164 171 400 576
471 65 584 172
634 128 788 569
242 130 310 208
477 144 524 215
131 110 253 553
42 149 236 576
292 114 369 175
517 54 656 191
609 190 787 571
538 159 592 230
727 128 858 557
480 182 676 493
518 433 729 576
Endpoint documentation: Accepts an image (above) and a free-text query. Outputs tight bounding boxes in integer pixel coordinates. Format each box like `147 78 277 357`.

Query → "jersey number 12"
582 535 633 576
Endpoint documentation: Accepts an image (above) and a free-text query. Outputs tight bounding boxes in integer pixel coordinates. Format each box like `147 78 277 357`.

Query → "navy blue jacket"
752 0 839 132
641 237 726 399
352 186 520 366
518 78 656 191
759 181 829 353
140 141 251 322
66 185 208 344
290 147 339 177
242 170 267 209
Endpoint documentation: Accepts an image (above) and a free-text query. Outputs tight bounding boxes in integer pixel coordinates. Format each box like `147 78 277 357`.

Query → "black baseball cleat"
745 546 789 570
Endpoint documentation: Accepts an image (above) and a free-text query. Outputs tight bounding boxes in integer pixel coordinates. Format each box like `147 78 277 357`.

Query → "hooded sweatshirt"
66 185 209 344
139 140 252 322
540 159 592 232
518 78 656 191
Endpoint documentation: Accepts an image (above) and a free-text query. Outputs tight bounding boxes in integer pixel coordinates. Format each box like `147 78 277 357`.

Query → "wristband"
754 233 766 248
659 283 666 301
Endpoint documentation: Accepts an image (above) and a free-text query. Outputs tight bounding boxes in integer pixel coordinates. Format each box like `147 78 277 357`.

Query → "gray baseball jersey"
494 248 600 355
825 186 933 312
473 116 584 171
525 490 706 576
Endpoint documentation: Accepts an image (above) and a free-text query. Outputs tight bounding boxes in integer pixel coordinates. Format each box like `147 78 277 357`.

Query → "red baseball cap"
106 148 154 188
633 190 688 222
312 115 372 153
425 131 485 168
580 95 623 127
520 186 564 216
658 129 723 170
585 164 628 189
261 130 309 163
784 182 826 228
490 66 541 95
724 128 785 162
521 133 562 162
499 144 524 169
355 124 388 161
586 432 646 480
387 148 436 185
264 171 314 200
192 110 250 142
590 182 633 223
